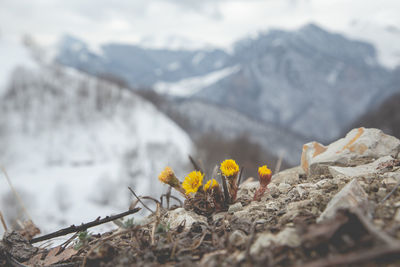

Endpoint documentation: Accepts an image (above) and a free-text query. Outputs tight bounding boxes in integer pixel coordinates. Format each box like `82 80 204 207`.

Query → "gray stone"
394 209 400 222
265 201 279 211
272 166 304 185
295 183 317 198
250 228 300 256
162 208 207 231
329 156 394 179
228 202 243 213
317 179 369 223
377 188 387 198
301 128 400 176
316 179 335 189
269 184 281 198
212 212 227 222
229 230 247 247
233 210 248 219
278 183 291 194
237 181 258 198
287 200 312 211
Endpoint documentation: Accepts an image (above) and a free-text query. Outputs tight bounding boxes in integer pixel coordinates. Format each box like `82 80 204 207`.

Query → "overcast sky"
1 0 400 65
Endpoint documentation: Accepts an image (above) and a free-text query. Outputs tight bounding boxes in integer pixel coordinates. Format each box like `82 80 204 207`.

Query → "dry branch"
30 208 140 244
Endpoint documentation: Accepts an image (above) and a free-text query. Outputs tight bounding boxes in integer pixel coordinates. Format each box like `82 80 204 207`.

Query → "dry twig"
128 187 154 213
0 210 8 232
188 155 205 174
380 180 400 204
30 208 140 244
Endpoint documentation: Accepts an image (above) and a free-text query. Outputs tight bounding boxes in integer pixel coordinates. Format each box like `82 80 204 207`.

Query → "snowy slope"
0 39 36 96
0 40 193 238
154 65 240 97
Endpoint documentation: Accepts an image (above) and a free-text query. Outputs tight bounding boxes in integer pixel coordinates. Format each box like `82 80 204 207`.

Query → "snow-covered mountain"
56 24 398 143
57 35 232 88
196 24 395 141
0 39 193 236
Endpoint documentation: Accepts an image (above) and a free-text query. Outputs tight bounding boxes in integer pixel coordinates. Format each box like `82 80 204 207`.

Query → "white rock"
162 208 207 231
329 156 394 179
278 183 291 194
228 202 243 213
272 166 304 185
377 188 387 198
394 209 400 222
239 181 259 191
295 183 317 198
382 171 400 185
237 181 259 198
316 179 335 189
229 230 247 247
301 128 400 176
250 228 300 256
317 179 369 223
265 201 280 211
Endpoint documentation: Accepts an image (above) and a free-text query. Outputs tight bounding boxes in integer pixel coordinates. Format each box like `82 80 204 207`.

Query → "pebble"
228 202 243 213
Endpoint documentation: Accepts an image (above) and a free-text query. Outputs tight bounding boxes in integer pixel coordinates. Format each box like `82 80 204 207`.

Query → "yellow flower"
258 165 271 177
220 159 239 178
158 167 180 188
182 171 204 195
258 165 272 186
204 179 219 191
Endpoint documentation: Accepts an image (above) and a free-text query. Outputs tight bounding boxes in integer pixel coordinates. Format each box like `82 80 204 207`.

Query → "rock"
295 183 317 198
382 171 400 185
269 184 281 198
377 188 387 199
212 212 226 222
272 166 304 185
317 179 369 223
228 202 243 213
265 201 280 211
301 128 400 176
329 156 395 179
229 230 247 247
237 181 258 198
162 208 207 231
250 228 300 256
2 231 38 262
233 210 248 219
278 183 291 194
199 250 227 267
394 201 400 208
316 179 335 189
394 209 400 222
287 200 312 211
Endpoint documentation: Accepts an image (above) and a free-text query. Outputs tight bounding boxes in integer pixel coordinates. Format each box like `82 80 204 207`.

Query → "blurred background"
0 0 399 237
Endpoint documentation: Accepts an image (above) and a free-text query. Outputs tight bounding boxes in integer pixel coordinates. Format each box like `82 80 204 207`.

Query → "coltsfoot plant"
158 159 273 215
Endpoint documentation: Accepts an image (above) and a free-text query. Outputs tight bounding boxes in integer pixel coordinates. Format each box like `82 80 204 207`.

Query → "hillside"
0 40 193 235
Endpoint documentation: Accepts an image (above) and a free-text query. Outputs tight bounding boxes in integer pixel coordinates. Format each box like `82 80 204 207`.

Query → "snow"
0 41 193 240
154 65 240 97
0 39 36 96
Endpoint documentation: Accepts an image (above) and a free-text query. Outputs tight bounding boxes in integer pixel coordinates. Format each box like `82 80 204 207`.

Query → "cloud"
0 0 399 55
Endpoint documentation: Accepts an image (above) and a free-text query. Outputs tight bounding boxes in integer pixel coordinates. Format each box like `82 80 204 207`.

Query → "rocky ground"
1 127 400 266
